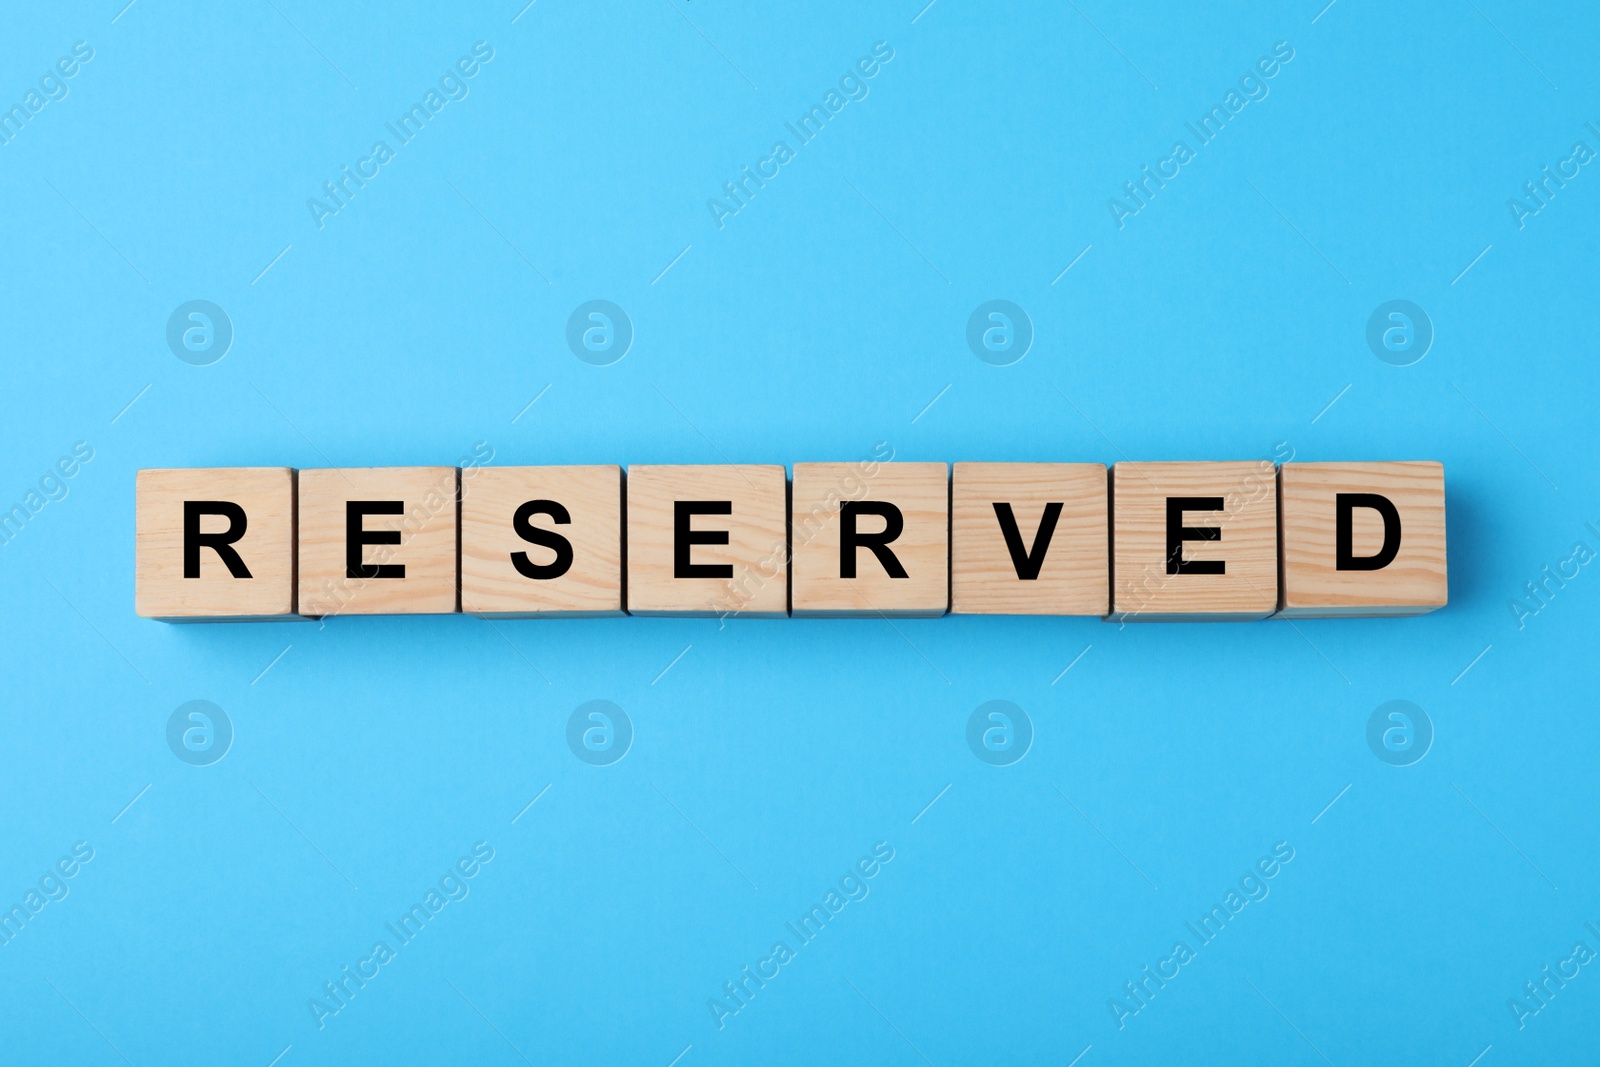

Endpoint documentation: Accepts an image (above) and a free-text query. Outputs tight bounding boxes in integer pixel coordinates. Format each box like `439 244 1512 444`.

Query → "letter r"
840 501 908 578
183 501 252 578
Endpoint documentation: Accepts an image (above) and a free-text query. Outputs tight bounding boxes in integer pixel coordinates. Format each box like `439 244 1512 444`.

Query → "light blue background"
1 0 1596 1063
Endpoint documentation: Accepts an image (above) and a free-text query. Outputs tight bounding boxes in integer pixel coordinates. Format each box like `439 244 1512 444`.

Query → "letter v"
992 502 1063 580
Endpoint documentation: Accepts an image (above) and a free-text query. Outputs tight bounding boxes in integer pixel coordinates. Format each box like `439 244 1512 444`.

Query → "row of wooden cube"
134 461 1447 621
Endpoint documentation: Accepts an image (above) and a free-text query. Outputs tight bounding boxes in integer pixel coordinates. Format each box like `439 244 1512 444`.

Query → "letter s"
510 500 575 580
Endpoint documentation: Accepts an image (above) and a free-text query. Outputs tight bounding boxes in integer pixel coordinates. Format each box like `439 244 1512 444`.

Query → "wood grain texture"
135 467 297 620
952 462 1108 616
1278 461 1447 617
625 464 788 617
791 461 948 617
461 465 623 617
298 467 458 616
1111 461 1278 621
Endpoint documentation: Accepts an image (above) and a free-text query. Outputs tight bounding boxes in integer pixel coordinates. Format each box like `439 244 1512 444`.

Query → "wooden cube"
135 467 297 620
1111 461 1277 621
952 462 1108 615
1278 461 1447 617
792 462 948 616
461 465 623 617
625 464 788 617
298 467 458 616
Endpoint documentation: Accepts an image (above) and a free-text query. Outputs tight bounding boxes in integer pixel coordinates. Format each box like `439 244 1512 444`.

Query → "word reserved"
134 458 1447 622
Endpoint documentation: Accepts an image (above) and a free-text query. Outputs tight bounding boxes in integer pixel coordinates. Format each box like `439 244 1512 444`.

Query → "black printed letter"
841 501 908 578
510 500 574 580
183 501 251 579
1166 497 1225 575
1335 493 1401 570
992 502 1063 580
347 501 405 579
675 501 734 579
